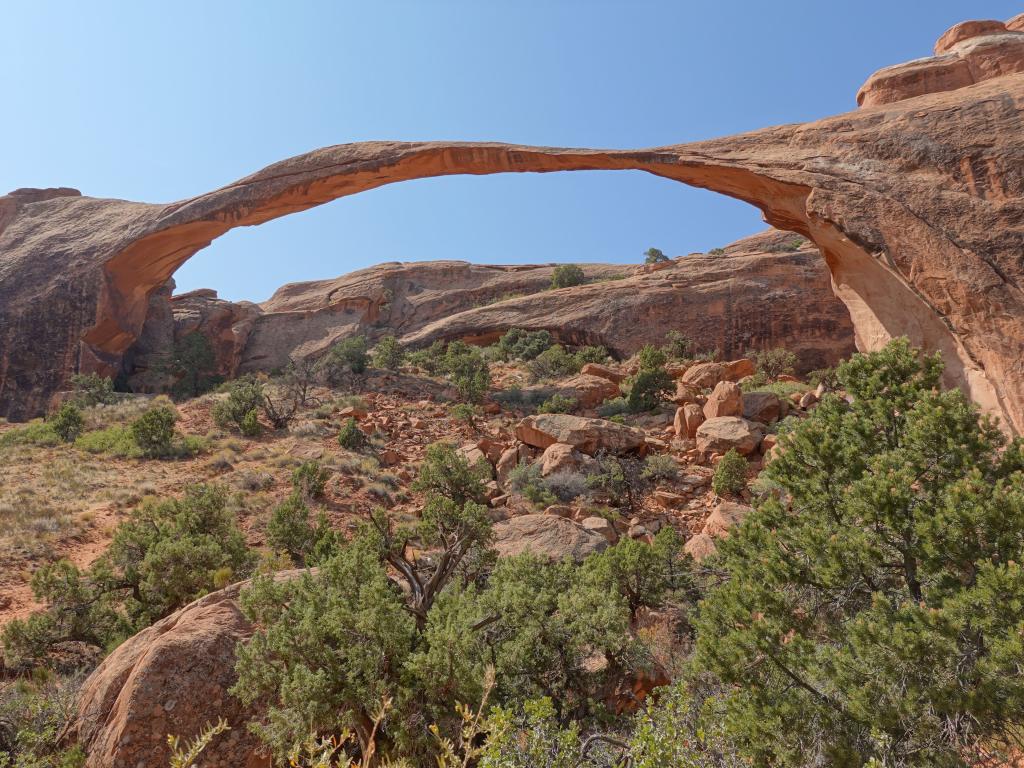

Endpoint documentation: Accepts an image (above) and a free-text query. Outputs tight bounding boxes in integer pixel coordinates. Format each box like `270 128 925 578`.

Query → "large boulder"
580 362 626 384
68 576 299 768
702 501 753 537
673 403 704 439
493 514 608 561
515 414 646 455
742 391 782 424
553 374 620 409
539 442 598 476
696 417 764 456
703 381 742 419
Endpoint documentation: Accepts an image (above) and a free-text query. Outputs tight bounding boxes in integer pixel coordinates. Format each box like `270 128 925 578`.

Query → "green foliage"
68 373 117 408
662 330 693 361
292 460 330 499
442 342 491 403
0 673 87 768
707 247 726 256
582 528 689 618
627 368 673 413
130 405 177 457
636 344 668 372
168 331 219 399
479 698 584 768
319 336 371 382
524 343 606 382
495 328 553 361
0 421 60 448
412 442 489 507
597 396 629 418
48 404 83 443
266 493 339 567
752 347 797 380
550 264 585 289
644 247 669 264
372 335 405 371
166 718 230 768
337 417 368 450
212 376 264 434
74 425 139 457
405 340 447 375
641 453 678 482
507 463 557 508
807 366 838 390
2 485 253 666
695 338 1024 766
537 394 577 414
574 345 609 366
448 403 479 424
710 449 747 496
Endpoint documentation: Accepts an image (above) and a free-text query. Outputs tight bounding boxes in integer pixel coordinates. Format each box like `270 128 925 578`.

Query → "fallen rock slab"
493 514 608 561
515 414 646 455
696 417 764 456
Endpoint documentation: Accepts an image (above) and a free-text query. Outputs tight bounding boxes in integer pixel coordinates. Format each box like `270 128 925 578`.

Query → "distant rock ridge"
2 15 1023 431
121 228 854 390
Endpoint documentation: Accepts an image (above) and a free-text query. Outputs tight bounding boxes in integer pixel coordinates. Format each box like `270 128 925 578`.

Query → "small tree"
49 403 84 443
496 328 553 361
711 449 747 496
696 339 1024 766
292 460 330 499
262 359 317 429
443 342 491 403
318 336 370 384
169 331 219 399
337 417 367 450
69 372 117 407
662 330 692 361
550 264 586 289
372 335 406 370
581 528 688 618
212 376 264 434
131 405 177 457
644 247 669 264
753 347 798 380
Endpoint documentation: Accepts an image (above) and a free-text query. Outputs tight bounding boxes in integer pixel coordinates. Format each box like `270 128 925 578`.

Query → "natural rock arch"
1 18 1023 430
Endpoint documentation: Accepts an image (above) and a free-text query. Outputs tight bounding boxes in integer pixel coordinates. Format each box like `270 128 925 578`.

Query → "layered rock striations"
2 16 1023 431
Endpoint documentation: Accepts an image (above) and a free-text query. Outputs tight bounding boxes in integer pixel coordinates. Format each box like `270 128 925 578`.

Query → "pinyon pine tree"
695 338 1024 767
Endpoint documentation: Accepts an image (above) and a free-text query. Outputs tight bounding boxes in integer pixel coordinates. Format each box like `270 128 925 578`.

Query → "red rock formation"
2 15 1024 432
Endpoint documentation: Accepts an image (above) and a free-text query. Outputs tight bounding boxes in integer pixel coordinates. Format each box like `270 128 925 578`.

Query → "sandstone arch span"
2 19 1024 430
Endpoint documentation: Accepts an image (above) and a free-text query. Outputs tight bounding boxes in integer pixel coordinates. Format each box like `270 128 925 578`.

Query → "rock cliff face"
123 229 853 380
2 16 1024 430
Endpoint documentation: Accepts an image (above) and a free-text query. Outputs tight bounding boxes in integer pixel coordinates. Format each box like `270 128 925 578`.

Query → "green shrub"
644 247 669 264
291 460 330 499
496 328 553 361
525 345 579 381
405 340 447 375
2 485 254 665
541 470 587 503
337 417 367 450
49 403 84 443
550 264 586 289
74 425 139 457
662 330 693 361
168 331 219 399
318 336 370 382
752 347 797 380
69 372 117 407
130 405 177 458
0 672 89 768
266 493 339 567
448 403 480 424
371 335 405 370
581 528 688 617
443 342 491 403
537 394 577 414
695 339 1024 765
573 345 608 366
708 247 726 256
0 421 60 448
597 396 629 418
711 448 747 496
507 463 556 508
807 366 838 390
239 408 262 437
212 376 264 433
641 453 678 482
636 343 668 372
412 442 490 506
626 368 673 412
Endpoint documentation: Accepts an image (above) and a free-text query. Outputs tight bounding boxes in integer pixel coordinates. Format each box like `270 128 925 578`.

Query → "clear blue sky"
4 1 1019 302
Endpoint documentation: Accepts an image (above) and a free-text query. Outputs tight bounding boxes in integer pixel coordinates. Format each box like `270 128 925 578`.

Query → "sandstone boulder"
555 374 619 409
703 381 742 419
580 362 626 384
683 533 718 562
696 417 764 456
493 514 608 561
742 391 782 424
680 362 724 389
515 414 646 455
539 442 598 477
703 501 753 537
69 578 288 768
581 515 618 543
673 403 704 439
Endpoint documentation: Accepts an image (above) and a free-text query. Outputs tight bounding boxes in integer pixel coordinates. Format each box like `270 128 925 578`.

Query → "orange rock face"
2 16 1024 433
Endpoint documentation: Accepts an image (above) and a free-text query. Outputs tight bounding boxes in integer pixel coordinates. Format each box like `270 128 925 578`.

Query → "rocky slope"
122 229 854 389
2 15 1024 429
